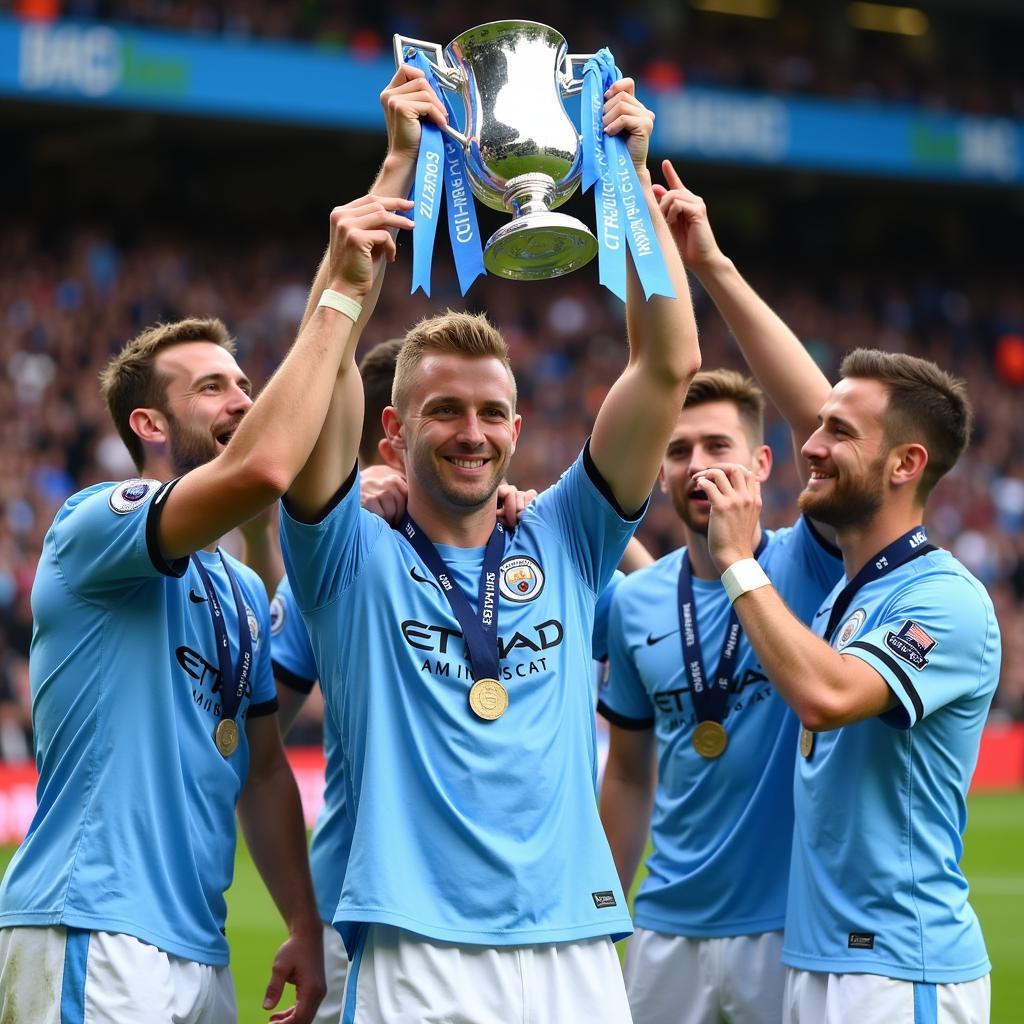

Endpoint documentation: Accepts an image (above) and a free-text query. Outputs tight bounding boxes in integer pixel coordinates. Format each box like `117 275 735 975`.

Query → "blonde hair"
99 318 235 472
392 310 516 411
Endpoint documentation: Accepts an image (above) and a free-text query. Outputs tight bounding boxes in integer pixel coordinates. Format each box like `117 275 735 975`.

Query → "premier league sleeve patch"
108 478 161 515
884 619 937 670
269 595 286 636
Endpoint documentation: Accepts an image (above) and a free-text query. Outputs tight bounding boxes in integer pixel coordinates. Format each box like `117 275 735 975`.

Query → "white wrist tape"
721 558 771 604
317 288 363 322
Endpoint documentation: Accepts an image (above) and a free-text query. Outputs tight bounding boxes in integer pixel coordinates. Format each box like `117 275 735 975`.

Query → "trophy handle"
560 53 595 97
392 34 470 147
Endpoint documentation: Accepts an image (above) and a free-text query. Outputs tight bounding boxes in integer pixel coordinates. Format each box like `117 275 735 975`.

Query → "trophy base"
484 213 598 281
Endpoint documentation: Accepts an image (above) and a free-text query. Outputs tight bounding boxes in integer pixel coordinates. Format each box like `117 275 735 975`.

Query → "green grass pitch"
2 789 1022 1021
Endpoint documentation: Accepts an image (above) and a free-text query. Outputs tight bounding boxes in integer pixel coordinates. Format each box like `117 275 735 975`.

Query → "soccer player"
598 165 844 1024
0 191 415 1022
695 354 998 1023
279 77 700 1019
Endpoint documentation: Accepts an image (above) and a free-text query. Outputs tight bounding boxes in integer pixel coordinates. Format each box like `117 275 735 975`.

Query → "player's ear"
382 406 405 451
658 464 668 494
377 436 405 471
890 442 928 496
753 443 772 483
130 407 168 445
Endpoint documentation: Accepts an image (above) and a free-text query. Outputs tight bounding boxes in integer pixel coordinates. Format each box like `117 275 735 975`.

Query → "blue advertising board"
2 16 1021 185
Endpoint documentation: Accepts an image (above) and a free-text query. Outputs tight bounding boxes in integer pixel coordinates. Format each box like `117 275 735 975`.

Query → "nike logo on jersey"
409 566 440 590
189 590 208 603
814 607 832 619
646 630 678 646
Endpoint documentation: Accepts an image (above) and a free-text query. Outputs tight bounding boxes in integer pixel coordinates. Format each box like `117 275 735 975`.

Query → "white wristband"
317 288 363 323
721 558 771 604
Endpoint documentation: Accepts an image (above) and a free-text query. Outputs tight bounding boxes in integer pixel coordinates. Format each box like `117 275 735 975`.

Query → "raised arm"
285 67 446 522
589 82 702 515
158 195 414 558
654 162 830 484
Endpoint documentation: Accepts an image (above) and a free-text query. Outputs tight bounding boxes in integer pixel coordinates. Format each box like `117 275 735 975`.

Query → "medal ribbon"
581 49 675 302
677 533 767 726
399 514 506 681
191 552 253 725
404 50 486 298
823 526 935 643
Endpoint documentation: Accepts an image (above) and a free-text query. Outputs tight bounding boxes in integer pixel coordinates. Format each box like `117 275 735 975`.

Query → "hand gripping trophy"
395 20 598 281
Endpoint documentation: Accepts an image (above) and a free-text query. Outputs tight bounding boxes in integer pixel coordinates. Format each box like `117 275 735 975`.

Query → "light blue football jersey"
269 574 352 926
0 479 277 965
600 519 841 937
784 547 1000 982
281 447 641 952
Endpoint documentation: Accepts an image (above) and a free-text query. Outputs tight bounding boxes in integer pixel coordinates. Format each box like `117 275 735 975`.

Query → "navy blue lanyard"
824 526 935 643
399 515 506 681
677 533 768 725
190 552 253 722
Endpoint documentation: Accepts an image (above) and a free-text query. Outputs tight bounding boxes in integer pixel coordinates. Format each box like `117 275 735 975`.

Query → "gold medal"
468 678 508 721
692 720 728 759
800 727 815 760
215 718 239 757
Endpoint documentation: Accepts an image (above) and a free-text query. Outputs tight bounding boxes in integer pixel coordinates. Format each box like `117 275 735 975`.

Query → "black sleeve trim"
272 661 317 695
247 697 280 719
804 516 843 560
582 439 648 522
282 461 359 526
145 478 189 578
846 640 923 726
597 700 655 731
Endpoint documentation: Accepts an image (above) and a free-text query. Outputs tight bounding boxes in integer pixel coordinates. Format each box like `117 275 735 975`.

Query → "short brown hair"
682 369 766 446
392 311 516 411
839 348 973 501
99 318 235 472
358 338 404 466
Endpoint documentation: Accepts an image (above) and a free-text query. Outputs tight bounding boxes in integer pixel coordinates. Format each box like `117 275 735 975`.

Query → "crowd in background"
0 222 1022 759
9 0 1024 116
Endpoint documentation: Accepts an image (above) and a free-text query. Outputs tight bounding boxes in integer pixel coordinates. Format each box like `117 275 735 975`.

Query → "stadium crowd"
10 0 1024 116
0 223 1021 760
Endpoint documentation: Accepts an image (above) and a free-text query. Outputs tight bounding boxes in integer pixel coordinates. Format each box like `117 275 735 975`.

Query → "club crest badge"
884 619 936 670
108 478 160 515
499 556 545 603
835 608 867 650
246 606 260 646
269 595 286 636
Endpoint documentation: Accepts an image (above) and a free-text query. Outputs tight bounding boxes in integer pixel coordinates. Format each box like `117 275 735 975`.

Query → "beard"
798 457 886 530
411 445 510 513
165 410 220 476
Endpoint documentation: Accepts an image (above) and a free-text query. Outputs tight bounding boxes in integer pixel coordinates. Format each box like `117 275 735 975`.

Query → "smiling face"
154 341 253 475
660 399 770 535
391 352 522 515
798 377 892 529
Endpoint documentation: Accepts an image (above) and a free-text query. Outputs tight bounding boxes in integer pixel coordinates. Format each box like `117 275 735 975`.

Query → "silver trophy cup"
394 20 598 281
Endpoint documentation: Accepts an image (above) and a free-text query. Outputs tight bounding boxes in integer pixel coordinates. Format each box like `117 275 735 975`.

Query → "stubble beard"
798 459 886 530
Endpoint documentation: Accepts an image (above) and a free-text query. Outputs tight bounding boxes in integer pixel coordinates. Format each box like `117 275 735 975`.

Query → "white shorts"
312 921 350 1024
0 925 236 1024
623 928 785 1024
340 924 633 1023
783 968 991 1024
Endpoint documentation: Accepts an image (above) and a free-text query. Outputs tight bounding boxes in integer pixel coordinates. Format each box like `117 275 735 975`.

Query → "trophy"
394 21 597 281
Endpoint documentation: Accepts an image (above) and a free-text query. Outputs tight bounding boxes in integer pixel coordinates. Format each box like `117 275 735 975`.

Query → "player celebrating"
0 190 415 1022
599 164 843 1024
279 76 699 1021
697 354 997 1023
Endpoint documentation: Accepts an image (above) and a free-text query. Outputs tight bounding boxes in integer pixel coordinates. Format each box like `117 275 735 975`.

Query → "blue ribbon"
581 49 675 302
405 50 485 297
